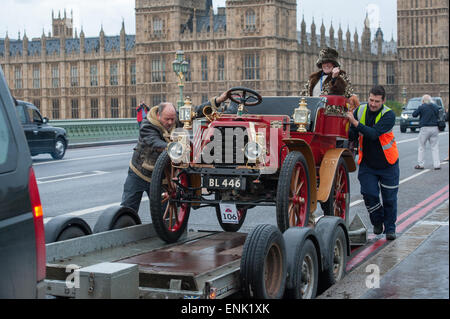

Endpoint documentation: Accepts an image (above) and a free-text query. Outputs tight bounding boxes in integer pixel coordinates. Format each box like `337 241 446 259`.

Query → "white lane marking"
396 131 448 144
37 171 83 180
33 152 132 166
349 161 448 208
37 170 109 184
43 197 148 223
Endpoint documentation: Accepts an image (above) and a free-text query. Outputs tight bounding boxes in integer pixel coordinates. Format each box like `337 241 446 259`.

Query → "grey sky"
1 0 397 40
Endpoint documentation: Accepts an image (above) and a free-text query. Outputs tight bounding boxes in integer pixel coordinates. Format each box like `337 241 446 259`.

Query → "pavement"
318 200 449 299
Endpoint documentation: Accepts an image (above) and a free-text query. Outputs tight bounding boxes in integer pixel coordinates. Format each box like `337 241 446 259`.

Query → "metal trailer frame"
45 224 245 299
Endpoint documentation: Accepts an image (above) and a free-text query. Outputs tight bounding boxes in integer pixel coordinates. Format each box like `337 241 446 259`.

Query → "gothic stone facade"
0 0 446 120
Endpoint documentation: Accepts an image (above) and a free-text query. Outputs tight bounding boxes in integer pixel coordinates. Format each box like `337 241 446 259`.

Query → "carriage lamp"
179 96 194 129
293 97 311 132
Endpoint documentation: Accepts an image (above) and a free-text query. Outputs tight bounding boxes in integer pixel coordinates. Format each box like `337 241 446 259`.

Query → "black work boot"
386 233 397 240
373 224 383 235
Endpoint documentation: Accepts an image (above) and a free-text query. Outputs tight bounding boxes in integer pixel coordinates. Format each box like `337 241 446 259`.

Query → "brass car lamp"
179 97 194 129
293 97 311 132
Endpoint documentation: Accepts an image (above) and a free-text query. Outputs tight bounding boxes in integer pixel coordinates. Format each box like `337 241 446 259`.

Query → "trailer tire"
93 206 141 233
45 216 92 243
276 151 311 232
318 225 348 293
283 228 320 299
240 224 287 299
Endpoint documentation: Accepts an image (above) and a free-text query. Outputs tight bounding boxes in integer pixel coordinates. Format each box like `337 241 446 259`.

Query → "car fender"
282 138 317 213
317 148 355 203
44 215 92 243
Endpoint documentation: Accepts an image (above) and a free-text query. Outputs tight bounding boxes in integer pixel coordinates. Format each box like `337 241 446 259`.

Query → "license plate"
203 176 245 190
411 121 419 124
219 202 239 224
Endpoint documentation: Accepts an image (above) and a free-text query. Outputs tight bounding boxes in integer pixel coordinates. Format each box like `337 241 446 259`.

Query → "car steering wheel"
226 87 262 107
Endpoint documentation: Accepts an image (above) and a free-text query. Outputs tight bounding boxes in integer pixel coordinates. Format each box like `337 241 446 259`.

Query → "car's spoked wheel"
277 151 310 232
321 158 349 224
150 151 190 243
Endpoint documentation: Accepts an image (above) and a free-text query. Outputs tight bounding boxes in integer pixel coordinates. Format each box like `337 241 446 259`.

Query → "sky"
0 0 397 41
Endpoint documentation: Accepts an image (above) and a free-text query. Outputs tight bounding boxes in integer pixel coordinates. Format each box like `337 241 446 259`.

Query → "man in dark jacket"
412 94 441 170
346 85 399 240
120 93 228 213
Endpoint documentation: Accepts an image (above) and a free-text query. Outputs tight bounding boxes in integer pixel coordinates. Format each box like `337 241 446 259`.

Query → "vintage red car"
149 87 356 243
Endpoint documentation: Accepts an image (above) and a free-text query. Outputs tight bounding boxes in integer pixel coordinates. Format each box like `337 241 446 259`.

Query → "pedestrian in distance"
346 85 399 241
136 101 150 128
120 92 229 214
412 94 441 170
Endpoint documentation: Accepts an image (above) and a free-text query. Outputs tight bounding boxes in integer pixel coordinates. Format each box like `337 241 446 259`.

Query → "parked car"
400 97 446 133
15 100 68 159
0 66 46 298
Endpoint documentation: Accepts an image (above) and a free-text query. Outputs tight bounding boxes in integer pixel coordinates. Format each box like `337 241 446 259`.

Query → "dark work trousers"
120 168 150 213
358 160 400 234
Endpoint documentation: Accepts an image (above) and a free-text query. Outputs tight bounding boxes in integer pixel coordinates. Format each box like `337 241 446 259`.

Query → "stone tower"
51 9 73 39
397 0 449 107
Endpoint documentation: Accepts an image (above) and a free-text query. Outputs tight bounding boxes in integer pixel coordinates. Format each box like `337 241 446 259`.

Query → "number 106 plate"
203 176 245 190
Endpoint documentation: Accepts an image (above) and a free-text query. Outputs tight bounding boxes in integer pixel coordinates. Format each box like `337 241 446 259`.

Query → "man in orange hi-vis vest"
346 85 399 241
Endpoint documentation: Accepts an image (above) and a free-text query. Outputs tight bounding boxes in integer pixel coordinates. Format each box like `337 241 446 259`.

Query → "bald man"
120 102 178 212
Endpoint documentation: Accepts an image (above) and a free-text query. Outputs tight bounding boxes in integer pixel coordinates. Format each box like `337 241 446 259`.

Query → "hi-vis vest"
356 104 399 165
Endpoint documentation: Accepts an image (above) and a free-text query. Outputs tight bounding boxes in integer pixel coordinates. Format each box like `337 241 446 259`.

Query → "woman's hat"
316 47 340 68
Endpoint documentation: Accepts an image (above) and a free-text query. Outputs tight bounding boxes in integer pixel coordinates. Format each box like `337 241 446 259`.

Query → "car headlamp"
401 113 409 119
167 142 185 162
244 141 263 161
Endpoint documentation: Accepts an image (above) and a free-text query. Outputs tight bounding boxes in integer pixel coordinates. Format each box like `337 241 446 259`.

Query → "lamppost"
402 87 407 105
172 50 189 110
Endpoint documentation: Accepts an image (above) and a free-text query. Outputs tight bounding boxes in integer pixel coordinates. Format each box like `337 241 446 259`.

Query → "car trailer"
44 207 366 299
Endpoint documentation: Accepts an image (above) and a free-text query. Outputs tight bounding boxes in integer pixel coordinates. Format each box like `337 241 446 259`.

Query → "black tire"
56 226 86 242
318 226 348 293
149 151 190 243
276 151 310 232
240 224 287 299
410 127 416 132
214 194 248 232
93 206 141 233
400 125 406 133
320 157 350 224
284 238 319 299
51 137 66 160
111 214 138 230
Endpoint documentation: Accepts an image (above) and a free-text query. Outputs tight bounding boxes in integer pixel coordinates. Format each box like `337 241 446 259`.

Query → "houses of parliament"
0 0 448 120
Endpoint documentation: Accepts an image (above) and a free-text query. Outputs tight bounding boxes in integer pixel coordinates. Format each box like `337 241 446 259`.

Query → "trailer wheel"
283 227 320 299
45 216 92 243
321 157 349 223
150 151 191 243
240 224 287 299
276 151 310 232
318 225 348 293
93 206 141 233
285 238 319 299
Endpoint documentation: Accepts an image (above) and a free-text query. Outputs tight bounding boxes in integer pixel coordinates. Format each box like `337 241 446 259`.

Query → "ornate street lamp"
402 87 407 105
172 50 190 110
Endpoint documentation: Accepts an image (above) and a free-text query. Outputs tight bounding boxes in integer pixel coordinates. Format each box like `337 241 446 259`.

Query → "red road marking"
346 185 449 272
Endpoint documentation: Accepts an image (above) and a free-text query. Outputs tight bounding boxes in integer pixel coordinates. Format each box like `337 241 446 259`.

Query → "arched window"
245 10 256 31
